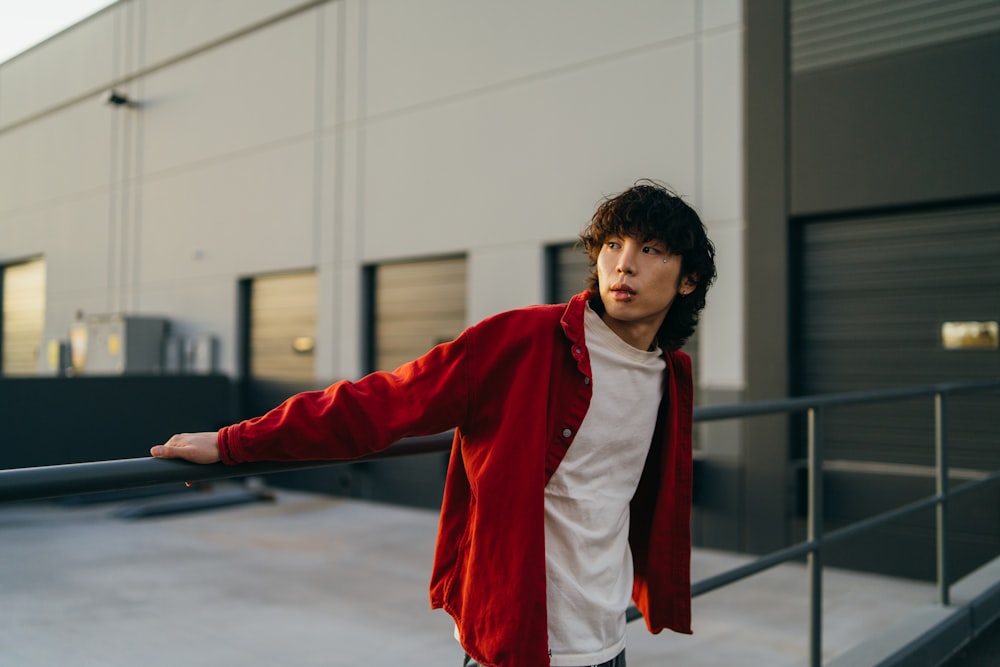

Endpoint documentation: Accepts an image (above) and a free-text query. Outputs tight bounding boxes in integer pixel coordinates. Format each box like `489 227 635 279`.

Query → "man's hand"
150 432 221 464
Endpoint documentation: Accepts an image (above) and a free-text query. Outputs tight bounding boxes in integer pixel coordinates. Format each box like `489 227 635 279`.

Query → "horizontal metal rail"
0 433 454 503
2 378 999 666
822 471 1000 548
680 470 1000 602
5 379 998 504
692 378 1000 421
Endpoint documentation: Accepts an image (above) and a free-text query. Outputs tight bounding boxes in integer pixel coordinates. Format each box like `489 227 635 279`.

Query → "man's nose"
616 243 637 274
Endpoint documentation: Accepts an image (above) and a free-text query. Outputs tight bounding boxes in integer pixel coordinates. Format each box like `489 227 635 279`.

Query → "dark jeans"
462 649 626 667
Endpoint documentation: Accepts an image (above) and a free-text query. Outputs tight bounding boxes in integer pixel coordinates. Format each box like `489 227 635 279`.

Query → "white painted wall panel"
139 139 316 284
699 220 744 389
364 0 696 118
0 6 118 126
141 11 318 176
321 0 350 129
467 244 544 324
0 209 45 266
699 28 743 225
142 0 319 69
324 124 365 381
139 278 238 373
42 195 113 298
33 194 114 345
0 104 113 213
1 0 747 387
701 0 742 31
696 11 745 390
333 262 364 379
362 43 697 262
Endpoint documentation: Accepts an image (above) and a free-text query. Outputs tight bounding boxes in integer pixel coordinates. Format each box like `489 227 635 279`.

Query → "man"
151 180 717 667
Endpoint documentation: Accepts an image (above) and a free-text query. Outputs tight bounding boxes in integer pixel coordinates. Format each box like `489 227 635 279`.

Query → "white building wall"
0 0 745 392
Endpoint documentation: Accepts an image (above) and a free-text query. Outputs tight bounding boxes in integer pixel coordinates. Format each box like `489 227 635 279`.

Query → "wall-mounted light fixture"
292 336 315 355
103 89 138 108
941 321 999 350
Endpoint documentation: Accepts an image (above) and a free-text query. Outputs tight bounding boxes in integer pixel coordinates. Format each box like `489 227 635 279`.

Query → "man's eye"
606 241 621 249
642 246 661 254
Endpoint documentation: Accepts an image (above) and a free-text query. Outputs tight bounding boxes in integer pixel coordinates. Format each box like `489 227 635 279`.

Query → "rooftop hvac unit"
71 314 168 375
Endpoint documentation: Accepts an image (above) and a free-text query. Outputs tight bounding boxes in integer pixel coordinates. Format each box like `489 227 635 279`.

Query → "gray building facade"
2 0 999 576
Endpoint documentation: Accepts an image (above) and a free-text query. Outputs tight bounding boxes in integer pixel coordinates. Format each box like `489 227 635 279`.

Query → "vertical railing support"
807 406 824 667
935 392 950 606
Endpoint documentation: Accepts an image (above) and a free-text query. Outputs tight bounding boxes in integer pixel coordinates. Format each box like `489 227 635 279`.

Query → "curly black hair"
579 180 717 350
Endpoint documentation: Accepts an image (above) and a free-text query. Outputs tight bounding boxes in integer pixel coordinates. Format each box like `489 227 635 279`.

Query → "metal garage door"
240 269 320 420
248 271 317 383
2 258 46 377
371 256 466 373
797 202 1000 469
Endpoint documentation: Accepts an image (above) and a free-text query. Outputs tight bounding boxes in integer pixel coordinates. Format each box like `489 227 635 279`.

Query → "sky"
0 0 116 64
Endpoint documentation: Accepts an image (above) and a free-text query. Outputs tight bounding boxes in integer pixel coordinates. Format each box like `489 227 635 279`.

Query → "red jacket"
218 291 693 666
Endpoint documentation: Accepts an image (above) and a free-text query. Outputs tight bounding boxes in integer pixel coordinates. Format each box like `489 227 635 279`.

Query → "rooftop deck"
0 484 948 666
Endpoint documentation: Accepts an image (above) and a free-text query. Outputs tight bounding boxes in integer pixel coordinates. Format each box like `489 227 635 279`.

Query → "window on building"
1 258 46 376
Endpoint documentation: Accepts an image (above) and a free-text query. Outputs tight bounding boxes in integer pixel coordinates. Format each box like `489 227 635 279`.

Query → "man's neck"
598 314 659 352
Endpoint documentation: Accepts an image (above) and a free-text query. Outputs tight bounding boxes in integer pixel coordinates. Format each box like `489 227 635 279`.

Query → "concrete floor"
0 485 940 667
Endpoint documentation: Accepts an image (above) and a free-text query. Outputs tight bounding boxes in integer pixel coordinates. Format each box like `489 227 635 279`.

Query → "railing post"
807 406 824 667
935 392 950 606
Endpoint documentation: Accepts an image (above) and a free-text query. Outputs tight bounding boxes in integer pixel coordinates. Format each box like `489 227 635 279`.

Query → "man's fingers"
150 443 185 458
149 432 221 465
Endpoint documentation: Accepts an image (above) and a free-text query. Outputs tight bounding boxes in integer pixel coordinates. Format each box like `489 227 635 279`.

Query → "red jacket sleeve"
218 333 471 464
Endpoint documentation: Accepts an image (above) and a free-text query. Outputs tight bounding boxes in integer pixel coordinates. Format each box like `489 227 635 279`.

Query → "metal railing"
2 378 1000 666
685 379 1000 666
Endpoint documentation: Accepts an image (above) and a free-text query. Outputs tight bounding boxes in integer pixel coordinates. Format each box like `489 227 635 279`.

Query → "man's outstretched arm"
150 432 221 464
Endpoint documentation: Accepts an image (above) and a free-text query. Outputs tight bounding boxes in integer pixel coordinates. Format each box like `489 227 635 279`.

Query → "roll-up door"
2 258 46 377
242 270 335 498
249 271 317 383
797 203 1000 470
372 256 466 373
352 256 467 508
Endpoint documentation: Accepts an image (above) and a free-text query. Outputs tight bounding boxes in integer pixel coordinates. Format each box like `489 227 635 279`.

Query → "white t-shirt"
544 304 665 665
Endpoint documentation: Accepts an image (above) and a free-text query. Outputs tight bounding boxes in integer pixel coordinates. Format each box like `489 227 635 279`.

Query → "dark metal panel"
743 0 792 555
798 202 1000 469
791 0 1000 74
0 375 232 470
790 31 1000 215
548 242 590 304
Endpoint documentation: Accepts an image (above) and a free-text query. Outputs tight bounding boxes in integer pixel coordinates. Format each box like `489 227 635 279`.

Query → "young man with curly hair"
152 180 717 667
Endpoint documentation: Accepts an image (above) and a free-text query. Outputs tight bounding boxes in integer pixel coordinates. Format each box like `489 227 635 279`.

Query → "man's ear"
679 274 698 296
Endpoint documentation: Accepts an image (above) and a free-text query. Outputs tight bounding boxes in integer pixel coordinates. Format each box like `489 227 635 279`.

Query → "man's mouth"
609 284 636 301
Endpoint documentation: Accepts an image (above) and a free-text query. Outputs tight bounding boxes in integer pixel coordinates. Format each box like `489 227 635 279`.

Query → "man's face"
595 234 694 349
